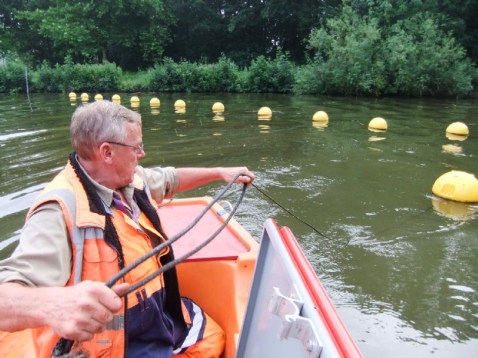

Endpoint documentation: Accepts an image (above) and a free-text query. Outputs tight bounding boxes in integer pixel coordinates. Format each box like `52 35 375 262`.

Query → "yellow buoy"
432 170 478 203
446 133 468 141
150 97 160 107
312 111 329 122
258 107 272 117
94 94 103 101
368 117 387 131
212 102 224 113
68 92 76 100
112 94 121 103
175 99 186 107
446 122 469 136
80 93 89 101
131 96 140 103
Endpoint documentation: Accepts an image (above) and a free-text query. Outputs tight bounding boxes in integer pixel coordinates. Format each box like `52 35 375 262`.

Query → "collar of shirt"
75 156 136 209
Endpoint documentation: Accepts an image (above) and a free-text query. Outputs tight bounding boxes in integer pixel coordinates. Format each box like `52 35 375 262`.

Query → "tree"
299 3 476 97
16 0 174 68
164 0 336 67
384 12 476 97
0 0 63 66
304 5 386 96
164 0 230 63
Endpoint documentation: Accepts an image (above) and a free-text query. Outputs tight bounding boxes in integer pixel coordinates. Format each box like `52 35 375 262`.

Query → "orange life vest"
27 162 186 358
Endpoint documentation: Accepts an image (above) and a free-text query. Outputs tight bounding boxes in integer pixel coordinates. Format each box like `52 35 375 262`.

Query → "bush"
35 59 122 93
300 5 476 97
299 7 387 96
0 61 31 93
147 56 241 93
148 58 188 92
247 51 295 93
36 61 63 92
384 14 476 97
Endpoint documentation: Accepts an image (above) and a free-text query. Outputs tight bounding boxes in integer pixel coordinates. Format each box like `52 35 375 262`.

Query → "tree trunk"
102 48 108 62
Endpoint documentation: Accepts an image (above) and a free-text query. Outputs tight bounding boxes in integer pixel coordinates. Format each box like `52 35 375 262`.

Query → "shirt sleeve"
0 202 72 287
140 166 179 203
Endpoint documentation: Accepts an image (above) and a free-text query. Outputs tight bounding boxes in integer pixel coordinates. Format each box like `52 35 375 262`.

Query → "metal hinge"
268 285 323 358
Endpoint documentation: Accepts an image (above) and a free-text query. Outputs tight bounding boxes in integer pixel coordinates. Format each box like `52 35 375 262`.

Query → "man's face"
110 122 145 188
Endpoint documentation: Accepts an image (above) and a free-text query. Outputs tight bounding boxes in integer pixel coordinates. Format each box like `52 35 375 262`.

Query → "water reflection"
431 197 478 221
258 124 270 134
442 144 463 155
212 114 225 122
312 121 328 130
368 136 386 142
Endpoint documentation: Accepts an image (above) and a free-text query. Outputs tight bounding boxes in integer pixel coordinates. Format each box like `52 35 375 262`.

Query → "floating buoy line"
66 93 475 204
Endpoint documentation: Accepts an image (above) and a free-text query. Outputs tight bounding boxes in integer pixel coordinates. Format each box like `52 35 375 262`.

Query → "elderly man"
0 100 254 357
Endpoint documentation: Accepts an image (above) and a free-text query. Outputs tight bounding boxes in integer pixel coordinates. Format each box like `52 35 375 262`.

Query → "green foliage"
147 58 199 92
198 55 240 92
297 6 386 96
384 13 476 97
247 51 295 93
2 0 477 98
15 0 174 68
298 4 476 97
0 61 31 93
147 56 241 93
120 71 151 92
35 60 122 93
36 62 63 93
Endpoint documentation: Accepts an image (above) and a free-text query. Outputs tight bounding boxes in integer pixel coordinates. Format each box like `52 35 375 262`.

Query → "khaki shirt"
0 165 179 287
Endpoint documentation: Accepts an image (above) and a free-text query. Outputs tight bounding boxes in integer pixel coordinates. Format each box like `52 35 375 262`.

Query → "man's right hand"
0 281 130 342
44 281 130 342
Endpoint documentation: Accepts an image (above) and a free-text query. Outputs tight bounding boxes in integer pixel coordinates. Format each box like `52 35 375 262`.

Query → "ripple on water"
449 285 476 293
0 129 47 142
0 183 45 219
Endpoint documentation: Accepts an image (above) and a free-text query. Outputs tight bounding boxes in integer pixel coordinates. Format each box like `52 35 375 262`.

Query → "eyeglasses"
107 141 144 154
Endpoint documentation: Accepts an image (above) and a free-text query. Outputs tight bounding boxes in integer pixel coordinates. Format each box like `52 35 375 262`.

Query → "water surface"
1 93 478 357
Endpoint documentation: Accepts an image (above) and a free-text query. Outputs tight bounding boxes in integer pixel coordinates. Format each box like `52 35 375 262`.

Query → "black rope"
251 183 331 240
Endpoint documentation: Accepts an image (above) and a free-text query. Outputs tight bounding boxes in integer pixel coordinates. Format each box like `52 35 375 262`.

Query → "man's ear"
99 142 113 164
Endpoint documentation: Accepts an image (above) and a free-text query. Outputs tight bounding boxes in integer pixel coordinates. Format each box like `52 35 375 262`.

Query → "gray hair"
70 100 141 160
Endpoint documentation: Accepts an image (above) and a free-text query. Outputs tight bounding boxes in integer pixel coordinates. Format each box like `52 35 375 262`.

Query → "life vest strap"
105 314 124 331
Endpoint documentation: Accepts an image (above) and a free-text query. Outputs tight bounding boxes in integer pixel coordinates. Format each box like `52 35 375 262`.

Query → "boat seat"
158 198 254 261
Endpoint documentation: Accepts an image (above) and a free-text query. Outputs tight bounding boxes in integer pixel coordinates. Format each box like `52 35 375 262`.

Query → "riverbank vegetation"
1 0 477 97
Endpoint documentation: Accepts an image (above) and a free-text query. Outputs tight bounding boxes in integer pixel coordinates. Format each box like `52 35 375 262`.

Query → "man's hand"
44 281 130 341
221 167 255 185
0 281 129 342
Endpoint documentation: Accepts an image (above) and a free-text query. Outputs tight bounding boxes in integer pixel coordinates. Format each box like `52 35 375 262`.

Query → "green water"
1 92 478 357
